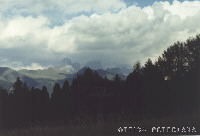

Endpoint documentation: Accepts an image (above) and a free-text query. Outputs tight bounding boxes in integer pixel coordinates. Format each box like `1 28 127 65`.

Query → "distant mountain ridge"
54 58 132 75
0 59 131 92
0 67 39 90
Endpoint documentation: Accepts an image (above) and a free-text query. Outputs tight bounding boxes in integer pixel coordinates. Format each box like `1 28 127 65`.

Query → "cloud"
0 0 126 17
0 58 45 70
0 0 126 26
24 63 46 70
0 0 200 69
163 0 200 19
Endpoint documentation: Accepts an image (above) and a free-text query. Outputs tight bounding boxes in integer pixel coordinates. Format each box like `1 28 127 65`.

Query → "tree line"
0 34 200 129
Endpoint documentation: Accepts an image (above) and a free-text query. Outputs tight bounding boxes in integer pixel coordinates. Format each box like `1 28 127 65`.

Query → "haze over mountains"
0 58 131 93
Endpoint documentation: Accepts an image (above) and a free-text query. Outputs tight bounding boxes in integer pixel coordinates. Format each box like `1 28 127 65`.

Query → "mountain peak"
61 58 72 66
54 58 80 73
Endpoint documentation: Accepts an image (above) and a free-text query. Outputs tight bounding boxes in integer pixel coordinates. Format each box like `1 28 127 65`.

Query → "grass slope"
18 67 69 80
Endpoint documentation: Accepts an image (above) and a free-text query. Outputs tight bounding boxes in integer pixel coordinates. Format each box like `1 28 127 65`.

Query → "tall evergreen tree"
62 80 72 121
0 87 8 128
50 83 66 120
10 77 30 126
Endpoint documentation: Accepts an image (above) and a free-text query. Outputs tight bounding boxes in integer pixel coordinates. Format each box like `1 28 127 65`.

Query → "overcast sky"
0 0 200 70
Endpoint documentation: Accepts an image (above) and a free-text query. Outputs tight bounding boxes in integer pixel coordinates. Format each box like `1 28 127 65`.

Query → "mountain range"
0 58 131 93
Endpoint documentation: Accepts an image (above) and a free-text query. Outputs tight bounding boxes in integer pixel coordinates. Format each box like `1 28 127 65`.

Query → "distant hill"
0 67 39 90
0 67 71 93
18 67 74 93
18 67 69 80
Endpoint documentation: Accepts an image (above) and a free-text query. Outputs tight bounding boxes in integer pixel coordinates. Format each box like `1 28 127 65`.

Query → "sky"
0 0 200 70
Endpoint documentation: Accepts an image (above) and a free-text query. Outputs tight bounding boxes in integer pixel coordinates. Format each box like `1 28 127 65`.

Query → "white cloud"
0 58 46 70
24 63 46 70
163 0 200 19
0 0 200 68
1 16 48 38
0 0 126 16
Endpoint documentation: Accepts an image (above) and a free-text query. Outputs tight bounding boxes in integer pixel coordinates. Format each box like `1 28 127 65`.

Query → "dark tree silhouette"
125 62 144 116
50 83 69 121
142 59 166 117
62 80 72 121
0 86 8 128
30 86 49 122
9 77 30 127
